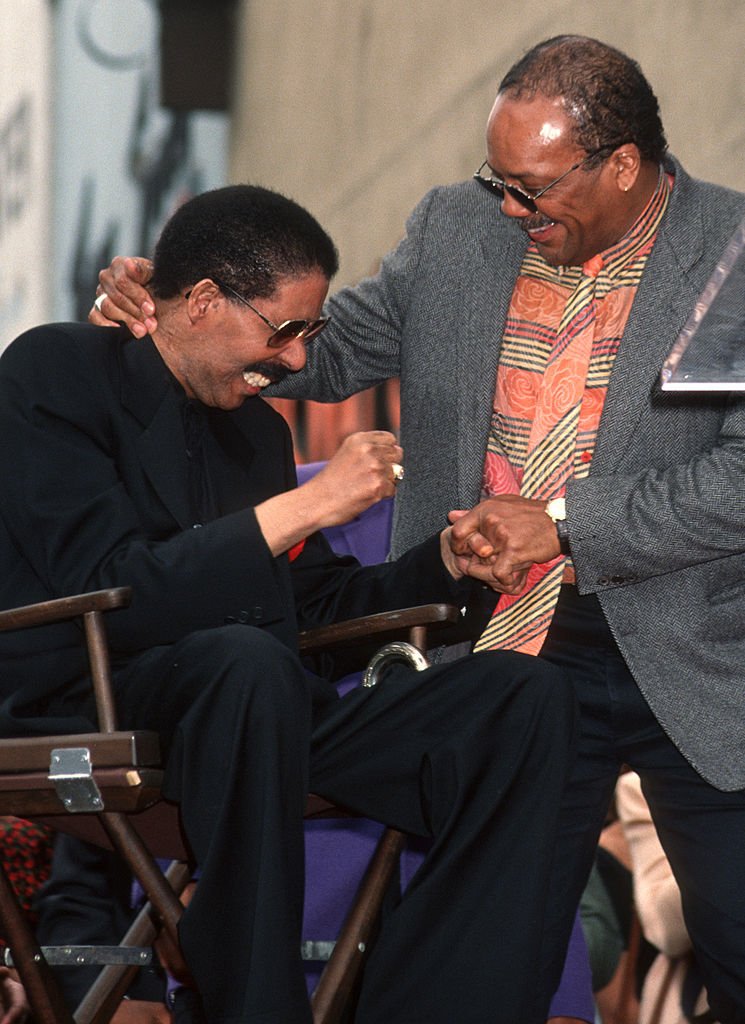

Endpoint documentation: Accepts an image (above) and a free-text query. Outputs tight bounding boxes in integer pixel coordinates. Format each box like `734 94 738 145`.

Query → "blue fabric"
296 461 393 567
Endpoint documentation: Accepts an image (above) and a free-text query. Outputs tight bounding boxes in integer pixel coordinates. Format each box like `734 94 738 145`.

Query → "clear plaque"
661 213 745 391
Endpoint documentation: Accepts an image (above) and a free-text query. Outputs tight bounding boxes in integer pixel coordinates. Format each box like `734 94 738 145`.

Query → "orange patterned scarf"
475 173 670 655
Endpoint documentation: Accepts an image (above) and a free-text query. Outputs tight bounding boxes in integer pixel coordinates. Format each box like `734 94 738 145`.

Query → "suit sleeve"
266 189 442 403
567 394 745 587
289 529 472 634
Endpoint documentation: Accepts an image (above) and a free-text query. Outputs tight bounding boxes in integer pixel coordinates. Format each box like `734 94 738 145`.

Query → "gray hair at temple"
498 35 668 168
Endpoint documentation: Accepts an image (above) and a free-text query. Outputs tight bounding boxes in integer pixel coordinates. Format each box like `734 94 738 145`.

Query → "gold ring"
391 463 404 483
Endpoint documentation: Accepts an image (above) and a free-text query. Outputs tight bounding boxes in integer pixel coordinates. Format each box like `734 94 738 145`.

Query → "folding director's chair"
0 584 460 1024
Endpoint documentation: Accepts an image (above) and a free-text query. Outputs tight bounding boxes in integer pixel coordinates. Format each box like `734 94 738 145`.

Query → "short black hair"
150 184 339 300
498 35 668 166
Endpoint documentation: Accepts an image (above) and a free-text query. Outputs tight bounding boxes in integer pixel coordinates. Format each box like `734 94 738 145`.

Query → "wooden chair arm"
298 602 461 655
0 587 132 631
0 587 133 735
1 592 459 652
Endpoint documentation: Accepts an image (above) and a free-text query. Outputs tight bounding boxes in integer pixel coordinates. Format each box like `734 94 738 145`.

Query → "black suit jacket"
0 323 465 736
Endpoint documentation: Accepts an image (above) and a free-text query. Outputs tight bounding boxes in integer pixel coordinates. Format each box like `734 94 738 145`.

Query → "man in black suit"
0 185 577 1023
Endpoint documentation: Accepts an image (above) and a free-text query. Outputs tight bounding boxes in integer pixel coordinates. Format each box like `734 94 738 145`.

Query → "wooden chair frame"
0 587 459 1024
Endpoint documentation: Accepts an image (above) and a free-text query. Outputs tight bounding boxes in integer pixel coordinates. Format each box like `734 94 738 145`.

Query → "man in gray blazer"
93 34 745 1024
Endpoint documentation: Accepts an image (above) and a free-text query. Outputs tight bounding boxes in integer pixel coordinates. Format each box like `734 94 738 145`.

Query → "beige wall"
231 0 745 292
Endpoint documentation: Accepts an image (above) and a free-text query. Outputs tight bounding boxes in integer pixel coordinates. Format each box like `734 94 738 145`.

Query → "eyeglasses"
473 147 610 213
212 278 330 348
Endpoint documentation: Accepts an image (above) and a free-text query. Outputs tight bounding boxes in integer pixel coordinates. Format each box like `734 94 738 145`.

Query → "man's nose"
500 191 533 219
280 336 308 372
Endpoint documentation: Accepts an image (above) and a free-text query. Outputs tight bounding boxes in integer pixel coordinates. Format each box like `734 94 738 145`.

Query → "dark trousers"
96 625 578 1024
531 586 745 1024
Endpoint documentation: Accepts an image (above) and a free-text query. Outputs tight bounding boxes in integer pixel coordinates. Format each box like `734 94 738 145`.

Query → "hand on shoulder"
89 256 157 338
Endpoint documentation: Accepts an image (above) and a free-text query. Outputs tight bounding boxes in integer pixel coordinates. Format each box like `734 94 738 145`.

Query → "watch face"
546 497 566 522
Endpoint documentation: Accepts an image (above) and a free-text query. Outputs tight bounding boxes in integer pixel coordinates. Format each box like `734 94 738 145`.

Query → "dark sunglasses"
473 146 612 213
211 278 330 348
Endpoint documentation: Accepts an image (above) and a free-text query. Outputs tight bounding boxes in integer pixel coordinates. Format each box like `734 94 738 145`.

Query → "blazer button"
237 610 250 624
252 607 263 620
224 615 237 624
610 575 626 585
598 576 610 586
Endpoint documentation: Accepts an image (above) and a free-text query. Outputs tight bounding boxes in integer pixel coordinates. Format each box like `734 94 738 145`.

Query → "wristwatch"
545 497 571 556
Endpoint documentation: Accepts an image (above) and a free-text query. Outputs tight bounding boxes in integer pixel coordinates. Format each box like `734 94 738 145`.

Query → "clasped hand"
305 430 403 526
442 495 561 595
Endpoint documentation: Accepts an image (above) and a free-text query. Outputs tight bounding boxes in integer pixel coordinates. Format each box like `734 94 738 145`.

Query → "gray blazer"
274 156 745 789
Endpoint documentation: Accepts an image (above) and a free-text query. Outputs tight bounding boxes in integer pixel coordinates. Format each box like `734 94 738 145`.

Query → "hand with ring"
88 257 158 337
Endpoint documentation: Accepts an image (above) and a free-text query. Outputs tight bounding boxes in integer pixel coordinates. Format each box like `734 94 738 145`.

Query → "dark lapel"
118 333 195 530
205 407 260 513
222 397 289 503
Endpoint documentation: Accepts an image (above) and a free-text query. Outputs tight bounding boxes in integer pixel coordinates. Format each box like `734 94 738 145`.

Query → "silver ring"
94 292 108 313
391 462 404 483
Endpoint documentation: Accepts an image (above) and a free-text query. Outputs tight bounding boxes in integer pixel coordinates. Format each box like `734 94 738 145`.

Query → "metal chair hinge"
49 747 104 812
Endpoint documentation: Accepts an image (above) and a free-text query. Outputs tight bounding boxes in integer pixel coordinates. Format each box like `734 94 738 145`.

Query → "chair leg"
74 859 193 1024
99 812 184 947
0 860 74 1024
311 828 406 1024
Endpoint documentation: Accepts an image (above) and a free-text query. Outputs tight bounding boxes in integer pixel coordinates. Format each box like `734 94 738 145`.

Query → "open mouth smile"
242 370 273 389
521 216 557 242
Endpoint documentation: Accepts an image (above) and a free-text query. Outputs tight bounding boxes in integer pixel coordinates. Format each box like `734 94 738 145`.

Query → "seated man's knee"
469 649 571 690
465 650 577 725
177 625 311 717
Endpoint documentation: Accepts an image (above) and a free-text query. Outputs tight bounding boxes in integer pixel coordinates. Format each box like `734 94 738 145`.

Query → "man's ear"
184 279 221 322
609 144 642 194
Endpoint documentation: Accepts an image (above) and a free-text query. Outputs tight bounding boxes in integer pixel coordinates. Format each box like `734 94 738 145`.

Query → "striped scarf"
475 172 670 655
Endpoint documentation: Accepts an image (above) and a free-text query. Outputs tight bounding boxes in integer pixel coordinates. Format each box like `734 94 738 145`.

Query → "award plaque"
661 213 745 391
